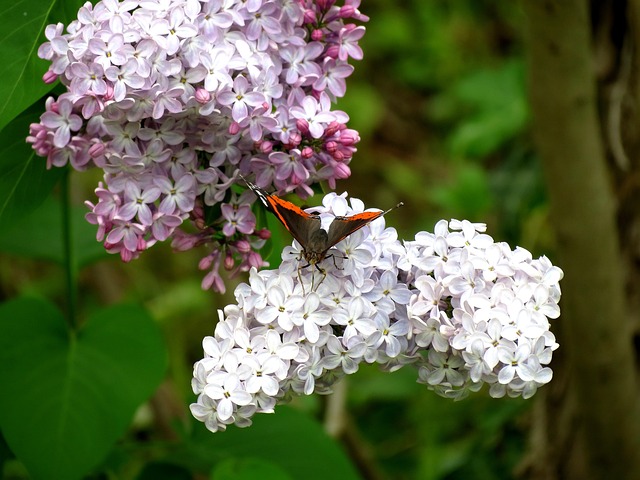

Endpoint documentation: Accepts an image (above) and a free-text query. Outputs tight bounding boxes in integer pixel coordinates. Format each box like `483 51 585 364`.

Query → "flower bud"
195 88 211 104
324 121 341 137
325 44 339 59
340 129 360 146
334 162 351 179
88 142 106 158
120 249 134 263
301 146 314 159
229 121 241 135
260 141 273 154
224 252 235 270
199 254 214 270
324 141 337 154
288 132 302 146
311 29 324 41
339 5 356 18
316 0 336 11
104 84 115 101
303 9 316 24
247 251 264 269
256 228 271 240
42 70 58 84
234 239 251 253
296 118 309 135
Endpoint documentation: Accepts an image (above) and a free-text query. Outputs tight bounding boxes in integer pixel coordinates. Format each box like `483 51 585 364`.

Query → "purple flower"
30 0 369 295
217 75 266 122
40 99 82 148
117 181 161 225
289 94 336 138
156 174 196 214
221 203 255 236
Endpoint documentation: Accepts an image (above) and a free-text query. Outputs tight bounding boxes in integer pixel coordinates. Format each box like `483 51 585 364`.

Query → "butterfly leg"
311 264 327 292
297 263 307 296
328 253 347 270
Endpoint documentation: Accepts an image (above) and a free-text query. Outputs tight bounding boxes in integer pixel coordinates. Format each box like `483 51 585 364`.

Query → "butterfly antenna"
382 201 404 216
237 173 252 188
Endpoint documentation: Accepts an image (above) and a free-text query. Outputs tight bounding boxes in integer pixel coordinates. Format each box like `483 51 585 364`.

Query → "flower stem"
61 168 78 329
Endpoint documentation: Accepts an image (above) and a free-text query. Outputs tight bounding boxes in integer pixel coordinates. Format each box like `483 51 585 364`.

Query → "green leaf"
137 462 193 480
0 194 109 267
212 458 293 480
0 108 64 228
429 163 494 221
0 0 53 131
0 298 167 480
432 59 529 158
0 0 87 131
179 406 361 480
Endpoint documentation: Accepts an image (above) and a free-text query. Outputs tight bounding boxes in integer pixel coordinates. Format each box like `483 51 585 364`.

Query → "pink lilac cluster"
27 0 367 292
190 192 563 432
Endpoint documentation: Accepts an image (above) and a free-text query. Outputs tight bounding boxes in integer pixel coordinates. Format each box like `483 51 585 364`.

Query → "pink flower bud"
120 249 134 263
325 44 339 59
199 254 214 270
340 129 360 146
324 141 337 154
296 118 309 135
88 142 106 158
224 252 234 270
247 251 264 269
311 29 324 41
42 70 58 84
104 84 115 101
303 9 316 24
324 121 341 137
260 141 273 153
234 239 251 253
334 162 351 179
229 121 241 135
195 88 211 104
256 228 271 240
316 0 336 11
288 132 302 146
301 146 314 159
339 5 356 18
333 149 344 161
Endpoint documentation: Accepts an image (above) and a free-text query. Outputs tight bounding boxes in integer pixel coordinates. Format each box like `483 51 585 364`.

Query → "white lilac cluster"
27 0 367 292
190 192 563 432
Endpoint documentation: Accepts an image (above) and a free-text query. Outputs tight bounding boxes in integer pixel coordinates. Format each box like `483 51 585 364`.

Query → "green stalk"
61 168 78 329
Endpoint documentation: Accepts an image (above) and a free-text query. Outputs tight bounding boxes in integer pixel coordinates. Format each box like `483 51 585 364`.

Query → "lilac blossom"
29 0 367 289
190 193 563 433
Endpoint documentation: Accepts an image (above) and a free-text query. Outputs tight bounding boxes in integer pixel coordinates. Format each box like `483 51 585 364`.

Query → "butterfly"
241 175 403 288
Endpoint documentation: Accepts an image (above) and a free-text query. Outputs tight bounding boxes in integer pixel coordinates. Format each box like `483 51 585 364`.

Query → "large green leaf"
178 406 361 480
0 298 168 480
0 109 65 228
0 0 54 131
0 0 86 131
0 195 109 267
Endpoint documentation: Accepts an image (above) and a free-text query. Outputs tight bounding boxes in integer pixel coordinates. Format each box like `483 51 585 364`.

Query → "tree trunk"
521 0 640 478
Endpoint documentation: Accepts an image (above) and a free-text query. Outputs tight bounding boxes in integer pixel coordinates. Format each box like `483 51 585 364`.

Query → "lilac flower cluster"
27 0 367 292
190 192 563 432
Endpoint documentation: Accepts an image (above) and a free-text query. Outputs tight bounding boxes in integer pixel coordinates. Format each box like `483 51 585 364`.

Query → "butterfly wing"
325 211 385 249
246 179 322 248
